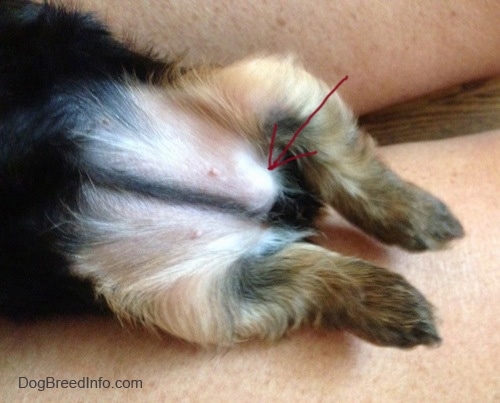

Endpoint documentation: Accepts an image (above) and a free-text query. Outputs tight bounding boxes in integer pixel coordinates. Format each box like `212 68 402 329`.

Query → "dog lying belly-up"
0 0 463 348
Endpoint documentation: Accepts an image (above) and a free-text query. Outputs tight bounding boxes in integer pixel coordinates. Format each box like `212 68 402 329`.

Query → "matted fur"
0 1 463 348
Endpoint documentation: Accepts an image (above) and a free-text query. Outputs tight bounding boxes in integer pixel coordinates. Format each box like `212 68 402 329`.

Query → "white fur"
79 84 279 214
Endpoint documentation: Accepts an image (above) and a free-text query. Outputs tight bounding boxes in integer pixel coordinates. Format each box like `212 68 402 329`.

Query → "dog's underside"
0 1 464 348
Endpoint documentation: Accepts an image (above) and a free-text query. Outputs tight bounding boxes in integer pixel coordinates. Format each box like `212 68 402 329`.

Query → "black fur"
0 0 170 318
0 0 167 109
0 1 320 319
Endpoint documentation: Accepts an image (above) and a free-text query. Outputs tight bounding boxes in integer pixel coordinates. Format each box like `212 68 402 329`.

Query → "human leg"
50 0 500 113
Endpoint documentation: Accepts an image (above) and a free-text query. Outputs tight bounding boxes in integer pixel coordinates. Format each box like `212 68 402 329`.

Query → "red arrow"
267 75 349 170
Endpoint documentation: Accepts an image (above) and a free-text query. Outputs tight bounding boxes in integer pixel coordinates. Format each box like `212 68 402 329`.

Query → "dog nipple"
190 230 203 239
208 167 220 177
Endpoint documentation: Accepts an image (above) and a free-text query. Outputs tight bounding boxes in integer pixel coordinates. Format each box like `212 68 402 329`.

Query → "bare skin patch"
82 85 279 215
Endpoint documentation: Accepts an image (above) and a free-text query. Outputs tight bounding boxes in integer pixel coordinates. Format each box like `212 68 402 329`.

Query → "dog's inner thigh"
69 84 290 342
72 192 275 340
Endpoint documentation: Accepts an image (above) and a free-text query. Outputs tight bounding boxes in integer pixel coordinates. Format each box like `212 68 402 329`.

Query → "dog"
0 0 464 348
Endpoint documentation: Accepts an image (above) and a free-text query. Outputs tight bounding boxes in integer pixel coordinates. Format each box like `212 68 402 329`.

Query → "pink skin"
42 0 500 114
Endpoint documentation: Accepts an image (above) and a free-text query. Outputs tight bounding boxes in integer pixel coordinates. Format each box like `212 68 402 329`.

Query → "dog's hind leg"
227 242 440 348
208 57 464 250
68 182 438 348
74 218 440 347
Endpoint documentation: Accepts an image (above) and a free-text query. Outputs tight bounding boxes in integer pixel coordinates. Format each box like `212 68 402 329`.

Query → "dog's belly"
82 85 279 215
69 84 286 289
74 191 271 279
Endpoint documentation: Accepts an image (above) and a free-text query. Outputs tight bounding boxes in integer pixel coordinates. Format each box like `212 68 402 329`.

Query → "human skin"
1 132 499 402
37 0 500 114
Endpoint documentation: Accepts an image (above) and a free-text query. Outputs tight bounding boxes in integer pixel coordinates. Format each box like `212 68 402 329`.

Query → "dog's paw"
362 181 464 251
332 266 441 348
388 184 464 251
405 191 464 251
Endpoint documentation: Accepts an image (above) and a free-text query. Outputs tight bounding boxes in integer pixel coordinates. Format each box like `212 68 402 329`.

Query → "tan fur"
177 57 463 250
72 195 273 345
71 56 463 347
229 243 439 347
